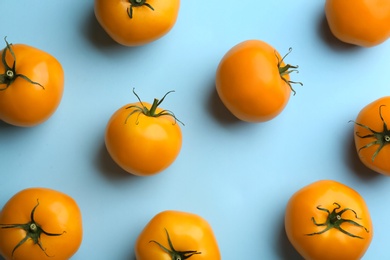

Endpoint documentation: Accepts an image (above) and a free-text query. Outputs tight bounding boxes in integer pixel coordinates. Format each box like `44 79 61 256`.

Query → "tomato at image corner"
285 180 373 260
105 90 183 176
215 39 302 123
94 0 180 46
352 96 390 176
325 0 390 47
0 38 64 127
0 188 83 260
135 210 221 260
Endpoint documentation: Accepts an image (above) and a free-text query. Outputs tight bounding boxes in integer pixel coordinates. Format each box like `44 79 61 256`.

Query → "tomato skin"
105 102 182 176
0 188 83 260
94 0 180 46
135 210 221 260
325 0 390 47
285 180 373 260
215 40 295 123
353 96 390 176
0 42 64 127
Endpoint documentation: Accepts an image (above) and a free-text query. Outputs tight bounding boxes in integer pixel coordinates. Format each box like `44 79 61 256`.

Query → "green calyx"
125 88 184 125
351 105 390 161
276 47 302 95
149 228 201 260
0 200 65 257
306 202 369 239
0 37 44 91
127 0 154 19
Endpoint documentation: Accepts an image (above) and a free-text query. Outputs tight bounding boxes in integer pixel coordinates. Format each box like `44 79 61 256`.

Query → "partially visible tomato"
94 0 180 46
135 210 221 260
325 0 390 47
215 40 301 123
285 180 373 260
0 38 64 127
352 96 390 176
105 89 183 176
0 188 83 260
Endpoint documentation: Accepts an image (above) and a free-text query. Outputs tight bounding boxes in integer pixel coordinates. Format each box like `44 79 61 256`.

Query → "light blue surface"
1 0 390 259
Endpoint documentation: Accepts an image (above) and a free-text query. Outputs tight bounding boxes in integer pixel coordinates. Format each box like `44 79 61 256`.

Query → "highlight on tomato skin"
0 37 64 127
351 96 390 176
0 187 83 260
104 89 183 176
325 0 390 47
285 180 373 260
215 39 302 123
94 0 181 46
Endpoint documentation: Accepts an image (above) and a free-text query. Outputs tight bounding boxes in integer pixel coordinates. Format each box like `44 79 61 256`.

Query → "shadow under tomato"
207 83 245 126
95 140 139 182
0 120 41 135
316 13 361 52
0 120 13 129
81 9 120 49
81 9 157 54
274 213 304 260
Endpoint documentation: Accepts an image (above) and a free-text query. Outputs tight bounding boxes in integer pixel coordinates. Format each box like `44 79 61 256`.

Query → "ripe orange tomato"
215 40 301 123
285 180 373 260
94 0 180 46
105 89 182 176
0 38 64 127
0 188 83 260
325 0 390 47
352 96 390 176
135 210 221 260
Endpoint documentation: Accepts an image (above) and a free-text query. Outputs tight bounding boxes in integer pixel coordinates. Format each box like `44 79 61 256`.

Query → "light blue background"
1 1 390 259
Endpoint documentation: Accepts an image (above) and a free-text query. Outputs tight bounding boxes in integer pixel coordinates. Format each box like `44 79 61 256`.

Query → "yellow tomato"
0 188 83 260
105 89 182 176
352 96 390 175
215 40 301 123
94 0 180 46
135 210 221 259
325 0 390 47
0 38 64 127
285 180 373 260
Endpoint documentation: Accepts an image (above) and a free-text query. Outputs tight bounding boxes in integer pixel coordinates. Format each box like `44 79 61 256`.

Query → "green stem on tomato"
127 0 154 19
0 200 65 257
276 47 302 95
125 88 184 125
149 228 201 260
306 202 369 239
0 37 44 91
350 105 390 161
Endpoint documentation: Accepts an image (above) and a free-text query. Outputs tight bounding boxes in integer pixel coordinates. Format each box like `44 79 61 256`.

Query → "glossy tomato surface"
325 0 390 47
105 92 182 176
0 188 83 260
0 40 64 127
3 1 390 259
94 0 180 46
352 96 390 176
215 40 300 123
285 180 373 260
135 210 221 260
